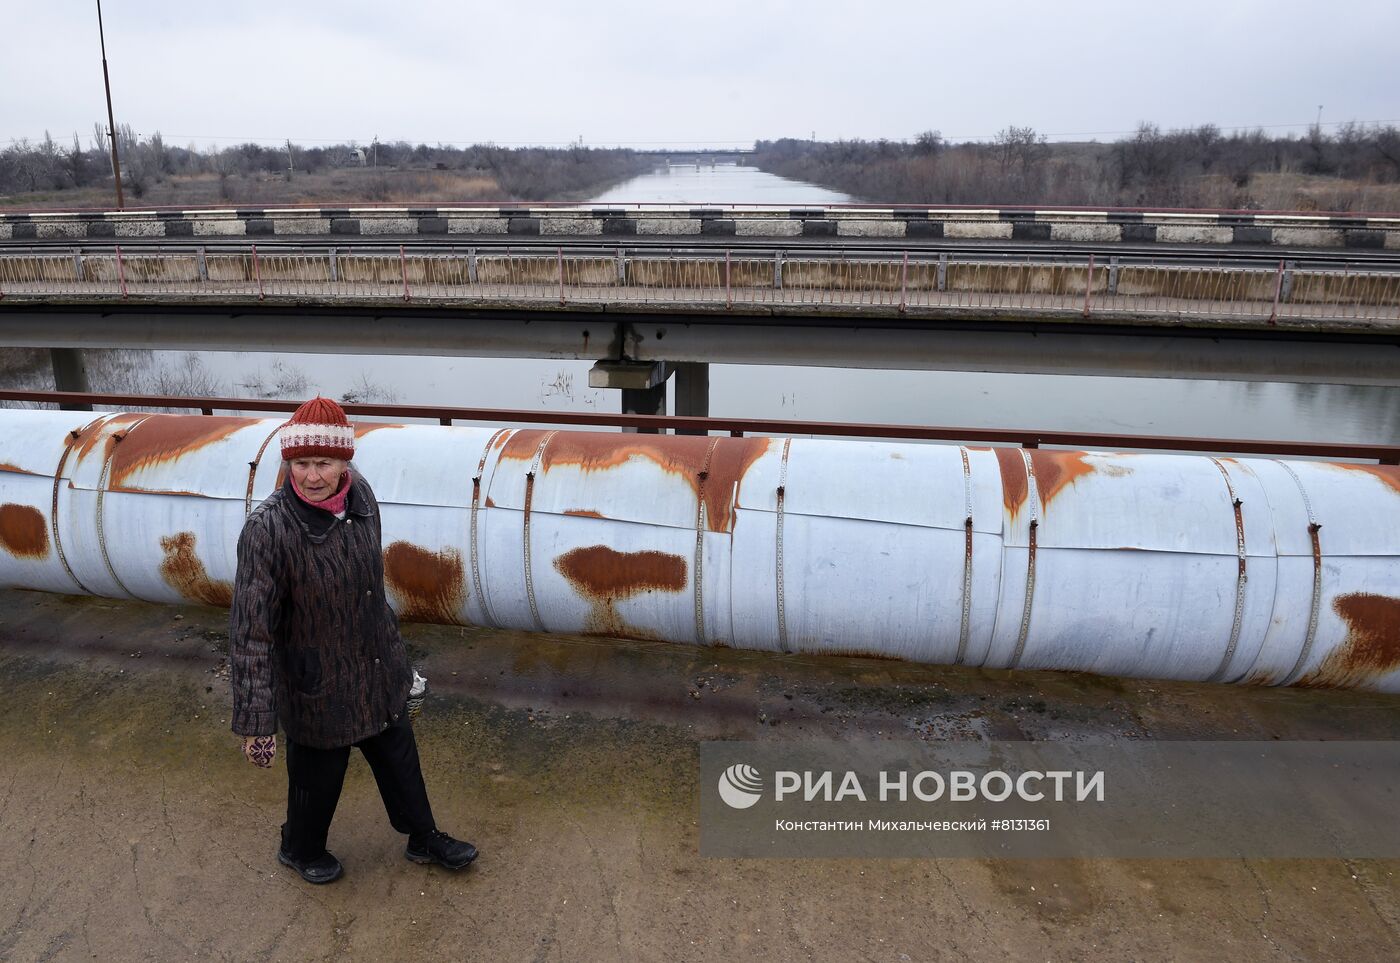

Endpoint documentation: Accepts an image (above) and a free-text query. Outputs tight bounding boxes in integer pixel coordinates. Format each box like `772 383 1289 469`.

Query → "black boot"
277 847 344 884
405 829 478 870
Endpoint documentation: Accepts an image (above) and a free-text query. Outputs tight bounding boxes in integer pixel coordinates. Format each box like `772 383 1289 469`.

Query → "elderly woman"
230 396 476 884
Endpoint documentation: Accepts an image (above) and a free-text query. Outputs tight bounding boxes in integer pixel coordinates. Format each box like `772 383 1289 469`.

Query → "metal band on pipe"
1008 448 1039 670
1277 461 1323 686
522 430 558 633
49 418 105 596
694 438 720 646
245 423 284 517
1208 457 1249 682
95 416 153 599
776 437 793 653
470 428 511 629
955 446 974 665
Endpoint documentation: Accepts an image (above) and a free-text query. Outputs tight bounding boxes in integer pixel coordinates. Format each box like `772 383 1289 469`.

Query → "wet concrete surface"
1 587 1399 961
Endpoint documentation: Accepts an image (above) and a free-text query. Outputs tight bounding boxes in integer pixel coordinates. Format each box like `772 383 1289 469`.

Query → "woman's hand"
242 734 277 768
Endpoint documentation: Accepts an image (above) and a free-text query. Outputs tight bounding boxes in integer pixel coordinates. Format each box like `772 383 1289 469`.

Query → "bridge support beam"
589 360 670 434
48 349 92 411
672 362 709 436
4 307 1397 388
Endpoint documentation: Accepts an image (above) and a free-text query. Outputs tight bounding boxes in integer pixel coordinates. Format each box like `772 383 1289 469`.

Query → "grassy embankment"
0 147 653 210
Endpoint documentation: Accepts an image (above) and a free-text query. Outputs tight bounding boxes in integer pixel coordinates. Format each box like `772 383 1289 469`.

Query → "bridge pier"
621 383 667 433
672 362 709 435
590 360 670 434
48 349 92 411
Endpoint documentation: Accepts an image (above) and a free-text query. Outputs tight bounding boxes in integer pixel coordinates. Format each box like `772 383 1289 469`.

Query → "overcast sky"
4 0 1398 151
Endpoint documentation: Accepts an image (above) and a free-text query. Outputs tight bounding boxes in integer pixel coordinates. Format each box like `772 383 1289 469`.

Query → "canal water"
590 162 852 206
6 164 1397 446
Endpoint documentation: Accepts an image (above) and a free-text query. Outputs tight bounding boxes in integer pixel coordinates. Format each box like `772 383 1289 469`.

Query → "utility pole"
96 0 124 208
373 135 378 168
286 138 294 179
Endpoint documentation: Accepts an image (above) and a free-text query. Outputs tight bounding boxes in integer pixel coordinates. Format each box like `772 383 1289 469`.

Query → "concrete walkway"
1 588 1398 961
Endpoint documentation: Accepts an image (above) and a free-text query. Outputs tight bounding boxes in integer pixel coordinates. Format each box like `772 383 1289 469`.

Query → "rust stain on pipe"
500 431 771 533
1321 463 1400 498
71 412 147 462
0 462 40 475
109 415 252 487
1298 593 1400 688
994 448 1104 520
383 541 465 624
0 504 49 558
158 531 233 607
1029 451 1101 508
554 544 686 640
993 447 1029 516
564 509 606 519
555 545 686 597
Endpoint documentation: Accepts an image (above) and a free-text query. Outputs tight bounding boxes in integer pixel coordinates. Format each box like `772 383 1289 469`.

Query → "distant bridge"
632 148 753 161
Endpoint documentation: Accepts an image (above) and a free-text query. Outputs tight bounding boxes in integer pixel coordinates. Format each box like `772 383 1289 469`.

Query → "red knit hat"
279 396 355 461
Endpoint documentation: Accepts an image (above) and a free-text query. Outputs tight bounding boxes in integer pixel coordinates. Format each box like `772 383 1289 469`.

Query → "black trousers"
281 710 436 860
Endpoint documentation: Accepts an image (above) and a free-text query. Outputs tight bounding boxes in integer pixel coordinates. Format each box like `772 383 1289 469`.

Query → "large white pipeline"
0 409 1397 691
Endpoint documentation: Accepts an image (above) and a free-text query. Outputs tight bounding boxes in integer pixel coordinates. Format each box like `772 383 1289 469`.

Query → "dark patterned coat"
230 471 412 749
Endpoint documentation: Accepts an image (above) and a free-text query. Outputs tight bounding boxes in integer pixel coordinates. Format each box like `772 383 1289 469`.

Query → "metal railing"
2 389 1395 464
2 245 1399 325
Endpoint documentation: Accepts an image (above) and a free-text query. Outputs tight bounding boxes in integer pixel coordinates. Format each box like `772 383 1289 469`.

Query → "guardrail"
2 245 1398 326
4 203 1398 250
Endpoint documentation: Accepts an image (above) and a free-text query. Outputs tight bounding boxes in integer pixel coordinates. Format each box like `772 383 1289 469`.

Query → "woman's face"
289 457 348 502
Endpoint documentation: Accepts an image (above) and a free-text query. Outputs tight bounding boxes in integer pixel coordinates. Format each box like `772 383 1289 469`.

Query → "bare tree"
1304 122 1334 175
1376 125 1400 181
994 126 1047 173
65 132 90 187
35 131 65 188
1193 123 1221 172
914 130 944 156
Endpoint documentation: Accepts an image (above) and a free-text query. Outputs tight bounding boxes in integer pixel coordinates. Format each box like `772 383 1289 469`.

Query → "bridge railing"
2 246 1398 325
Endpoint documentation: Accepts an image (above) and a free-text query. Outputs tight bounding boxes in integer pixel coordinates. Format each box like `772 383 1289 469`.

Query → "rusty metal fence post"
899 250 909 313
115 244 127 299
725 249 732 310
1269 259 1285 325
1083 253 1095 318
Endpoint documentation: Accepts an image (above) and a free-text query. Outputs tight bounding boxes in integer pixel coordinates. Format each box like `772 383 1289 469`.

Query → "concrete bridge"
2 204 1399 420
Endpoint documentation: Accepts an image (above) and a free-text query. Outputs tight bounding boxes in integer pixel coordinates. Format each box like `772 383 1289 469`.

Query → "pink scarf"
291 470 351 515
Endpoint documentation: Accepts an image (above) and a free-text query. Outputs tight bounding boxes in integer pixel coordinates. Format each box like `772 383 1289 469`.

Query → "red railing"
2 389 1395 464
